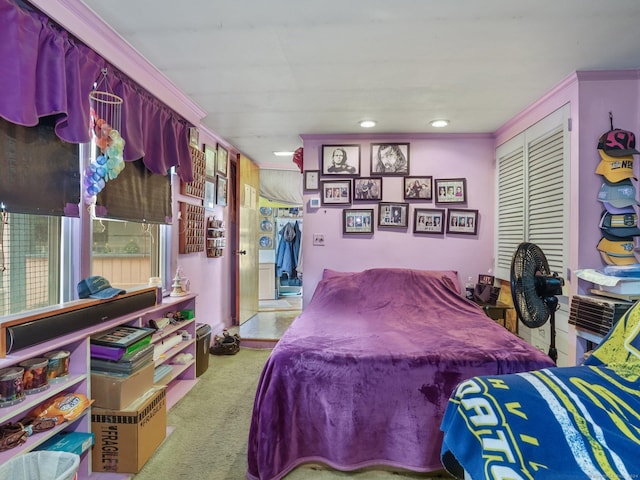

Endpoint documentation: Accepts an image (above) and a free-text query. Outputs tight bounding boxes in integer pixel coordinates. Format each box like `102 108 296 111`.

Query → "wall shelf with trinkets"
179 202 205 254
206 216 226 258
180 145 206 200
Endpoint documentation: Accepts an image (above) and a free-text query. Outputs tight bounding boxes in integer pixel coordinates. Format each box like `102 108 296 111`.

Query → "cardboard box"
91 361 154 410
37 431 94 455
91 386 166 473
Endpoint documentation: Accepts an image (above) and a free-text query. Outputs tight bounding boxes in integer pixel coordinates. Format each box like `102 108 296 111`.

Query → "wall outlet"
313 234 325 246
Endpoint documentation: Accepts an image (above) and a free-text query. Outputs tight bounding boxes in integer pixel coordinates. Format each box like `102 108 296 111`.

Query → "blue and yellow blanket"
440 300 640 480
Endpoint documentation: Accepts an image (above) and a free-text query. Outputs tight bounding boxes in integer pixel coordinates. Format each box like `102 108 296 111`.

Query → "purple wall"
300 133 496 305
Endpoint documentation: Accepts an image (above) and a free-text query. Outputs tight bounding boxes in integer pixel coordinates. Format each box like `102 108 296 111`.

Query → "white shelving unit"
0 292 199 479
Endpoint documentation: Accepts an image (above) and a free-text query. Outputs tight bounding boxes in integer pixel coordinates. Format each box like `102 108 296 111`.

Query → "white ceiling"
79 0 640 169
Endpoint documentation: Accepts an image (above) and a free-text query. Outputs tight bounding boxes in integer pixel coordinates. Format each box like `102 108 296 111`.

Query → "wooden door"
236 154 259 324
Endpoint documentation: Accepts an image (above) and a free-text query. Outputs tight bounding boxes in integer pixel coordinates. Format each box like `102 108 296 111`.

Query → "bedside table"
474 301 516 333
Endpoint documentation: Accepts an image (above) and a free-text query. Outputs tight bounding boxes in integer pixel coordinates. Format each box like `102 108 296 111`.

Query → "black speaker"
5 287 158 354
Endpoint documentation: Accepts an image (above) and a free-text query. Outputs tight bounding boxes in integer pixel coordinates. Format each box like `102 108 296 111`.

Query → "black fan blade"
510 243 551 328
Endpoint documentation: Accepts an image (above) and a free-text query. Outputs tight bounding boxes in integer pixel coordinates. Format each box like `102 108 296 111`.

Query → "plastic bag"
0 451 79 480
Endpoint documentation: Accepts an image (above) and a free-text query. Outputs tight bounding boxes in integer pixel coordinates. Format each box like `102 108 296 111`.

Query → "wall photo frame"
304 170 320 191
204 144 217 179
413 208 445 234
371 143 410 176
378 202 409 228
204 180 215 210
216 144 228 176
353 177 383 201
435 178 467 203
343 208 374 235
404 176 432 200
321 179 352 205
322 145 361 176
447 208 478 235
188 127 199 147
216 175 228 206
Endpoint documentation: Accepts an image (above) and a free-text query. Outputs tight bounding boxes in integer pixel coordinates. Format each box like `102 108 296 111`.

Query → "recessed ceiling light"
430 120 449 128
359 120 376 128
273 151 294 156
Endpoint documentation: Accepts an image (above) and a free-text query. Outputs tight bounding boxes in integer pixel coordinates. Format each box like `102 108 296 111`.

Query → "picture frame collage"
305 143 478 236
201 141 229 210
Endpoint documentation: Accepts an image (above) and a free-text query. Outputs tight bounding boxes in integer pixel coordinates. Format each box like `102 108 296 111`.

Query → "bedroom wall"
300 133 496 306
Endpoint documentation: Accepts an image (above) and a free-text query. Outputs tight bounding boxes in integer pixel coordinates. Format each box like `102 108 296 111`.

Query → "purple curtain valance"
0 0 193 182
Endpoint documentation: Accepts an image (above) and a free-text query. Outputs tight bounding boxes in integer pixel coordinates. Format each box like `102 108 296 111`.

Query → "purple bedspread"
246 268 554 479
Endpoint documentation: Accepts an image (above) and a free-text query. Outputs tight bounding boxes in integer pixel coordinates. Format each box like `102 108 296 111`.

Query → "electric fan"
510 242 564 363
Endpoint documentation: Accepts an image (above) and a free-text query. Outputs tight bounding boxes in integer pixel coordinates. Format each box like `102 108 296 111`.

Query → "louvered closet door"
496 146 525 276
527 128 565 275
494 104 570 280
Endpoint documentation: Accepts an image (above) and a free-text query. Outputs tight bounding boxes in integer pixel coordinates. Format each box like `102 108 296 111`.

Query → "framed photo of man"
371 143 410 176
413 208 445 234
322 145 361 176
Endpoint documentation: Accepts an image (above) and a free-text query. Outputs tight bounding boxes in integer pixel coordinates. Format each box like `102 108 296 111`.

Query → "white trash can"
0 451 80 480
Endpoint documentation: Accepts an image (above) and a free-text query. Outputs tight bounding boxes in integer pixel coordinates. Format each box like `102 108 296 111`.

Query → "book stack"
90 326 155 375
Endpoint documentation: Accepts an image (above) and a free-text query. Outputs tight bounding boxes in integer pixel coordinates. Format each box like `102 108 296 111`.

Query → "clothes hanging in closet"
275 220 301 279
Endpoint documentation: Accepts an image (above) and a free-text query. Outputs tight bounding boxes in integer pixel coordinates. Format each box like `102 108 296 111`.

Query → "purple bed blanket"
246 268 554 480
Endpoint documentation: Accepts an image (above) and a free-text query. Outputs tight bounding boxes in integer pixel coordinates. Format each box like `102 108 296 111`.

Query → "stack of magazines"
90 325 155 375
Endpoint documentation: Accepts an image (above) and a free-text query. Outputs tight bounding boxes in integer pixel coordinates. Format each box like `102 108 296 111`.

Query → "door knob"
235 250 247 255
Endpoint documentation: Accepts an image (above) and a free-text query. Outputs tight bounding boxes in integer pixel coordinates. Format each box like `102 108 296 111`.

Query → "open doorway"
258 203 302 312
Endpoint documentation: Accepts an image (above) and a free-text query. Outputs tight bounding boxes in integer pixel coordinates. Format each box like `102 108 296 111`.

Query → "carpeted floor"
133 348 452 480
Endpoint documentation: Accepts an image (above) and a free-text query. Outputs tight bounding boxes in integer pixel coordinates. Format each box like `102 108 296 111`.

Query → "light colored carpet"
132 348 451 480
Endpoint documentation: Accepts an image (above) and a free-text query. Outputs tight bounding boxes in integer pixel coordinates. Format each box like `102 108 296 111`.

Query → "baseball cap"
77 276 126 299
599 210 640 238
599 251 639 266
595 150 635 183
597 128 640 157
597 235 638 266
601 203 636 215
597 179 638 208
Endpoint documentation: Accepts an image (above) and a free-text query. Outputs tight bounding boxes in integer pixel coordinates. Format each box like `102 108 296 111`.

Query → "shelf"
0 373 86 424
0 411 89 465
0 291 200 479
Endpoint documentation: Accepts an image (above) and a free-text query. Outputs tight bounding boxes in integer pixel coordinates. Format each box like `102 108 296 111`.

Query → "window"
0 213 61 315
91 219 163 290
495 105 570 281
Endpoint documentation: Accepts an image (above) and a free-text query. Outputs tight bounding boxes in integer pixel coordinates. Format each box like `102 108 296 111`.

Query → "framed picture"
353 177 383 201
321 180 352 205
378 202 409 228
447 208 478 235
322 145 361 175
404 176 433 200
413 208 445 234
216 175 228 206
435 178 467 203
188 127 199 147
204 180 215 210
304 170 320 191
204 144 217 179
216 144 228 176
343 208 374 235
371 143 410 176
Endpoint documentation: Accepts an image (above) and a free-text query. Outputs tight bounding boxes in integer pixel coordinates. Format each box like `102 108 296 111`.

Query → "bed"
247 268 555 480
440 295 640 480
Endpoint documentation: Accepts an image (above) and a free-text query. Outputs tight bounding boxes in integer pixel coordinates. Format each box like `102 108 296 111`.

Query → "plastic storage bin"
0 451 79 480
195 323 212 377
